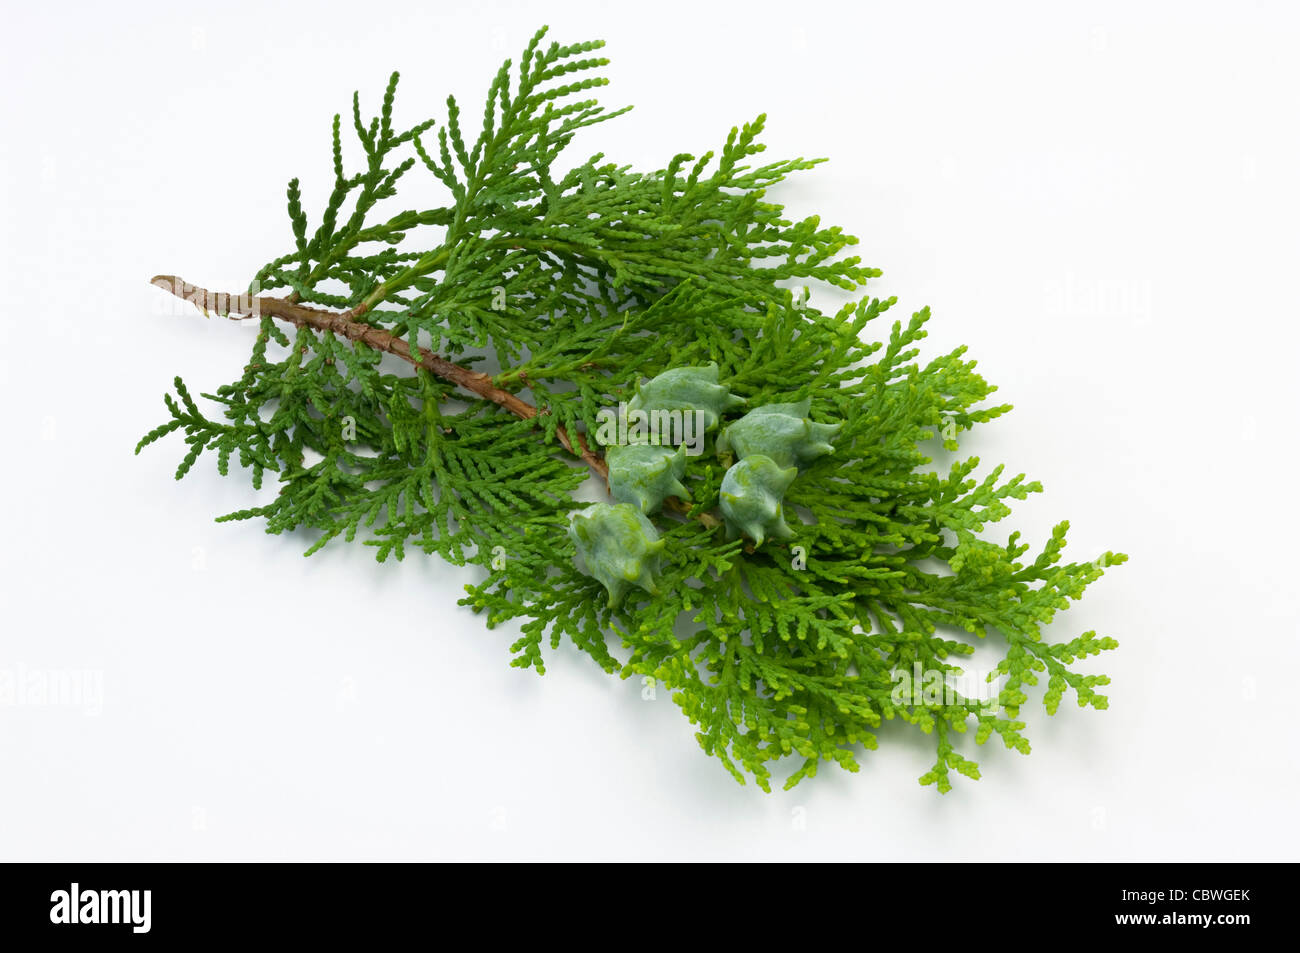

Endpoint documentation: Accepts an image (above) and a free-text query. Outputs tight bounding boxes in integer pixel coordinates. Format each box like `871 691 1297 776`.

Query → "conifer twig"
138 32 1120 792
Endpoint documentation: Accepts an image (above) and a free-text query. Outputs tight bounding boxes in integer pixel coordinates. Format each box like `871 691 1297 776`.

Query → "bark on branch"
150 275 608 479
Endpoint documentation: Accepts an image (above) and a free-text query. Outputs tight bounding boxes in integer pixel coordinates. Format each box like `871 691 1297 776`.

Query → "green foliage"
139 25 1124 792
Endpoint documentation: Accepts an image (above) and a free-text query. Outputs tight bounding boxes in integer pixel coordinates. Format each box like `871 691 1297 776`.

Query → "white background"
2 0 1297 861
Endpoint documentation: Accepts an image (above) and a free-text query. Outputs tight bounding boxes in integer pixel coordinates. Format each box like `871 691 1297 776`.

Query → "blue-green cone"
568 503 665 606
606 444 689 514
626 362 745 433
719 455 798 545
717 398 840 469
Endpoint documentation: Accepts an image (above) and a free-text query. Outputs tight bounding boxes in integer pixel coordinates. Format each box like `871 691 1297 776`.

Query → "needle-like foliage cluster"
139 26 1124 792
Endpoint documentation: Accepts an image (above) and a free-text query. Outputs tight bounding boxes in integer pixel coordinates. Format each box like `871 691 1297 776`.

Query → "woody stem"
149 275 609 479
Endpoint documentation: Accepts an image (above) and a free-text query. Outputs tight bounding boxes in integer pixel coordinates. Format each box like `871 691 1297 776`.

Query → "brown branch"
150 275 720 528
150 275 608 479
